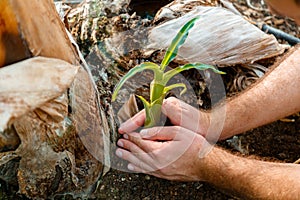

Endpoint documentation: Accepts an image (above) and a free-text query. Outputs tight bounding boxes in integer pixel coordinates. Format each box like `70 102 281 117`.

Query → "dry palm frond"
147 6 285 67
225 63 268 94
245 0 266 12
0 57 79 131
153 0 220 23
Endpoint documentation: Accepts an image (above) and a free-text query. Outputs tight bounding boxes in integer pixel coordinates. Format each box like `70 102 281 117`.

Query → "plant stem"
145 97 164 128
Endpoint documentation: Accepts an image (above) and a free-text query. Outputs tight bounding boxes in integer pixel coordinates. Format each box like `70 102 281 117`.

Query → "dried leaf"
147 6 285 66
0 57 79 131
10 66 105 198
117 94 139 124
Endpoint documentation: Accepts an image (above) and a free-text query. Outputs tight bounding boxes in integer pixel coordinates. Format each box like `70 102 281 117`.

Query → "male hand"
116 126 212 181
118 97 210 137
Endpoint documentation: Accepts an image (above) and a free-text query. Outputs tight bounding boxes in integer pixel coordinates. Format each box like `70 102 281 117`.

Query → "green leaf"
112 62 160 101
163 63 225 84
160 17 200 71
163 83 187 96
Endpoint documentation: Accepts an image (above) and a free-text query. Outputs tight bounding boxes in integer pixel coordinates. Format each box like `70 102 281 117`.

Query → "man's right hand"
118 97 210 137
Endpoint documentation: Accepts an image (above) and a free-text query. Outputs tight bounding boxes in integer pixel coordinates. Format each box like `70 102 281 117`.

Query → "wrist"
197 147 219 182
199 147 235 182
199 107 229 141
197 110 210 136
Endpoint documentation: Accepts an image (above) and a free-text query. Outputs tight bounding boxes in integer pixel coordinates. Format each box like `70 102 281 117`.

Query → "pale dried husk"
146 6 285 66
13 66 105 198
0 57 109 199
0 57 79 132
117 94 139 124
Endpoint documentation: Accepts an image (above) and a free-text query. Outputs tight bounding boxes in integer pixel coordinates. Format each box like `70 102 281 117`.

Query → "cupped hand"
118 97 210 136
116 126 212 181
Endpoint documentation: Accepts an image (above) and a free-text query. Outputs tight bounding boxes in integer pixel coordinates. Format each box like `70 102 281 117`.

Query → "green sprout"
112 17 225 128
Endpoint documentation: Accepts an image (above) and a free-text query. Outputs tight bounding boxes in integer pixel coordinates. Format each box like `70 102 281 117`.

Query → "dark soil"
95 114 300 200
1 113 299 199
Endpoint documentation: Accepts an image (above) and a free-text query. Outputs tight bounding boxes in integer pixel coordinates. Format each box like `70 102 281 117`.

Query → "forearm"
201 147 300 199
219 45 300 139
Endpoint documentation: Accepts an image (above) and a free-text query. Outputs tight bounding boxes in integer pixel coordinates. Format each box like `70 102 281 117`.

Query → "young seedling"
112 17 225 127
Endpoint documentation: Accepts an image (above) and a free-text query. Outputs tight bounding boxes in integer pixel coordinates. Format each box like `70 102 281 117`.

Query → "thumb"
140 126 180 141
161 97 183 126
119 110 145 134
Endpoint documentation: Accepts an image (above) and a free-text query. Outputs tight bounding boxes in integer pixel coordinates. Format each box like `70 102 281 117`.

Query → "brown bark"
0 0 79 67
0 0 107 199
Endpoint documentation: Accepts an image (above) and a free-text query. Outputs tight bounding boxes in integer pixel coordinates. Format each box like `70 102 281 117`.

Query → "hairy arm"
119 46 300 140
117 126 300 199
201 148 300 199
218 45 300 139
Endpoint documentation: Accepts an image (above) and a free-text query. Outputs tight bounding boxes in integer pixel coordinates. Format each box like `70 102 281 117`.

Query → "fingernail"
117 140 123 147
123 134 128 139
118 125 124 133
140 129 152 138
128 163 134 171
116 149 122 158
140 129 148 137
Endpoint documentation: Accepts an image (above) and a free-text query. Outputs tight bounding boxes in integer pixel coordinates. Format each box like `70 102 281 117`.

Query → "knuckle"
172 126 182 134
165 97 178 107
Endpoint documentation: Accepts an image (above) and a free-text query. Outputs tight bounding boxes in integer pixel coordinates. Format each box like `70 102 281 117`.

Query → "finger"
163 97 202 133
139 126 181 140
161 97 183 125
118 137 170 171
127 163 156 174
118 137 154 154
118 136 162 166
115 148 154 172
122 132 161 153
119 110 145 134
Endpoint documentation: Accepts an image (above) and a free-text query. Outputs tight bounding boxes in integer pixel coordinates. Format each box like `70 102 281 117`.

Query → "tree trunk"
0 0 79 67
0 0 108 199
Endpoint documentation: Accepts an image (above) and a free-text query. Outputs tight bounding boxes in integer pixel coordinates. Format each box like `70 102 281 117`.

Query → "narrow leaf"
160 17 200 71
163 63 225 84
112 62 160 101
163 83 187 96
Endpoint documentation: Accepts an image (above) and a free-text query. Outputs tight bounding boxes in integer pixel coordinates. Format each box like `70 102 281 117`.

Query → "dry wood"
148 6 285 66
0 0 108 199
0 57 79 131
0 0 79 67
